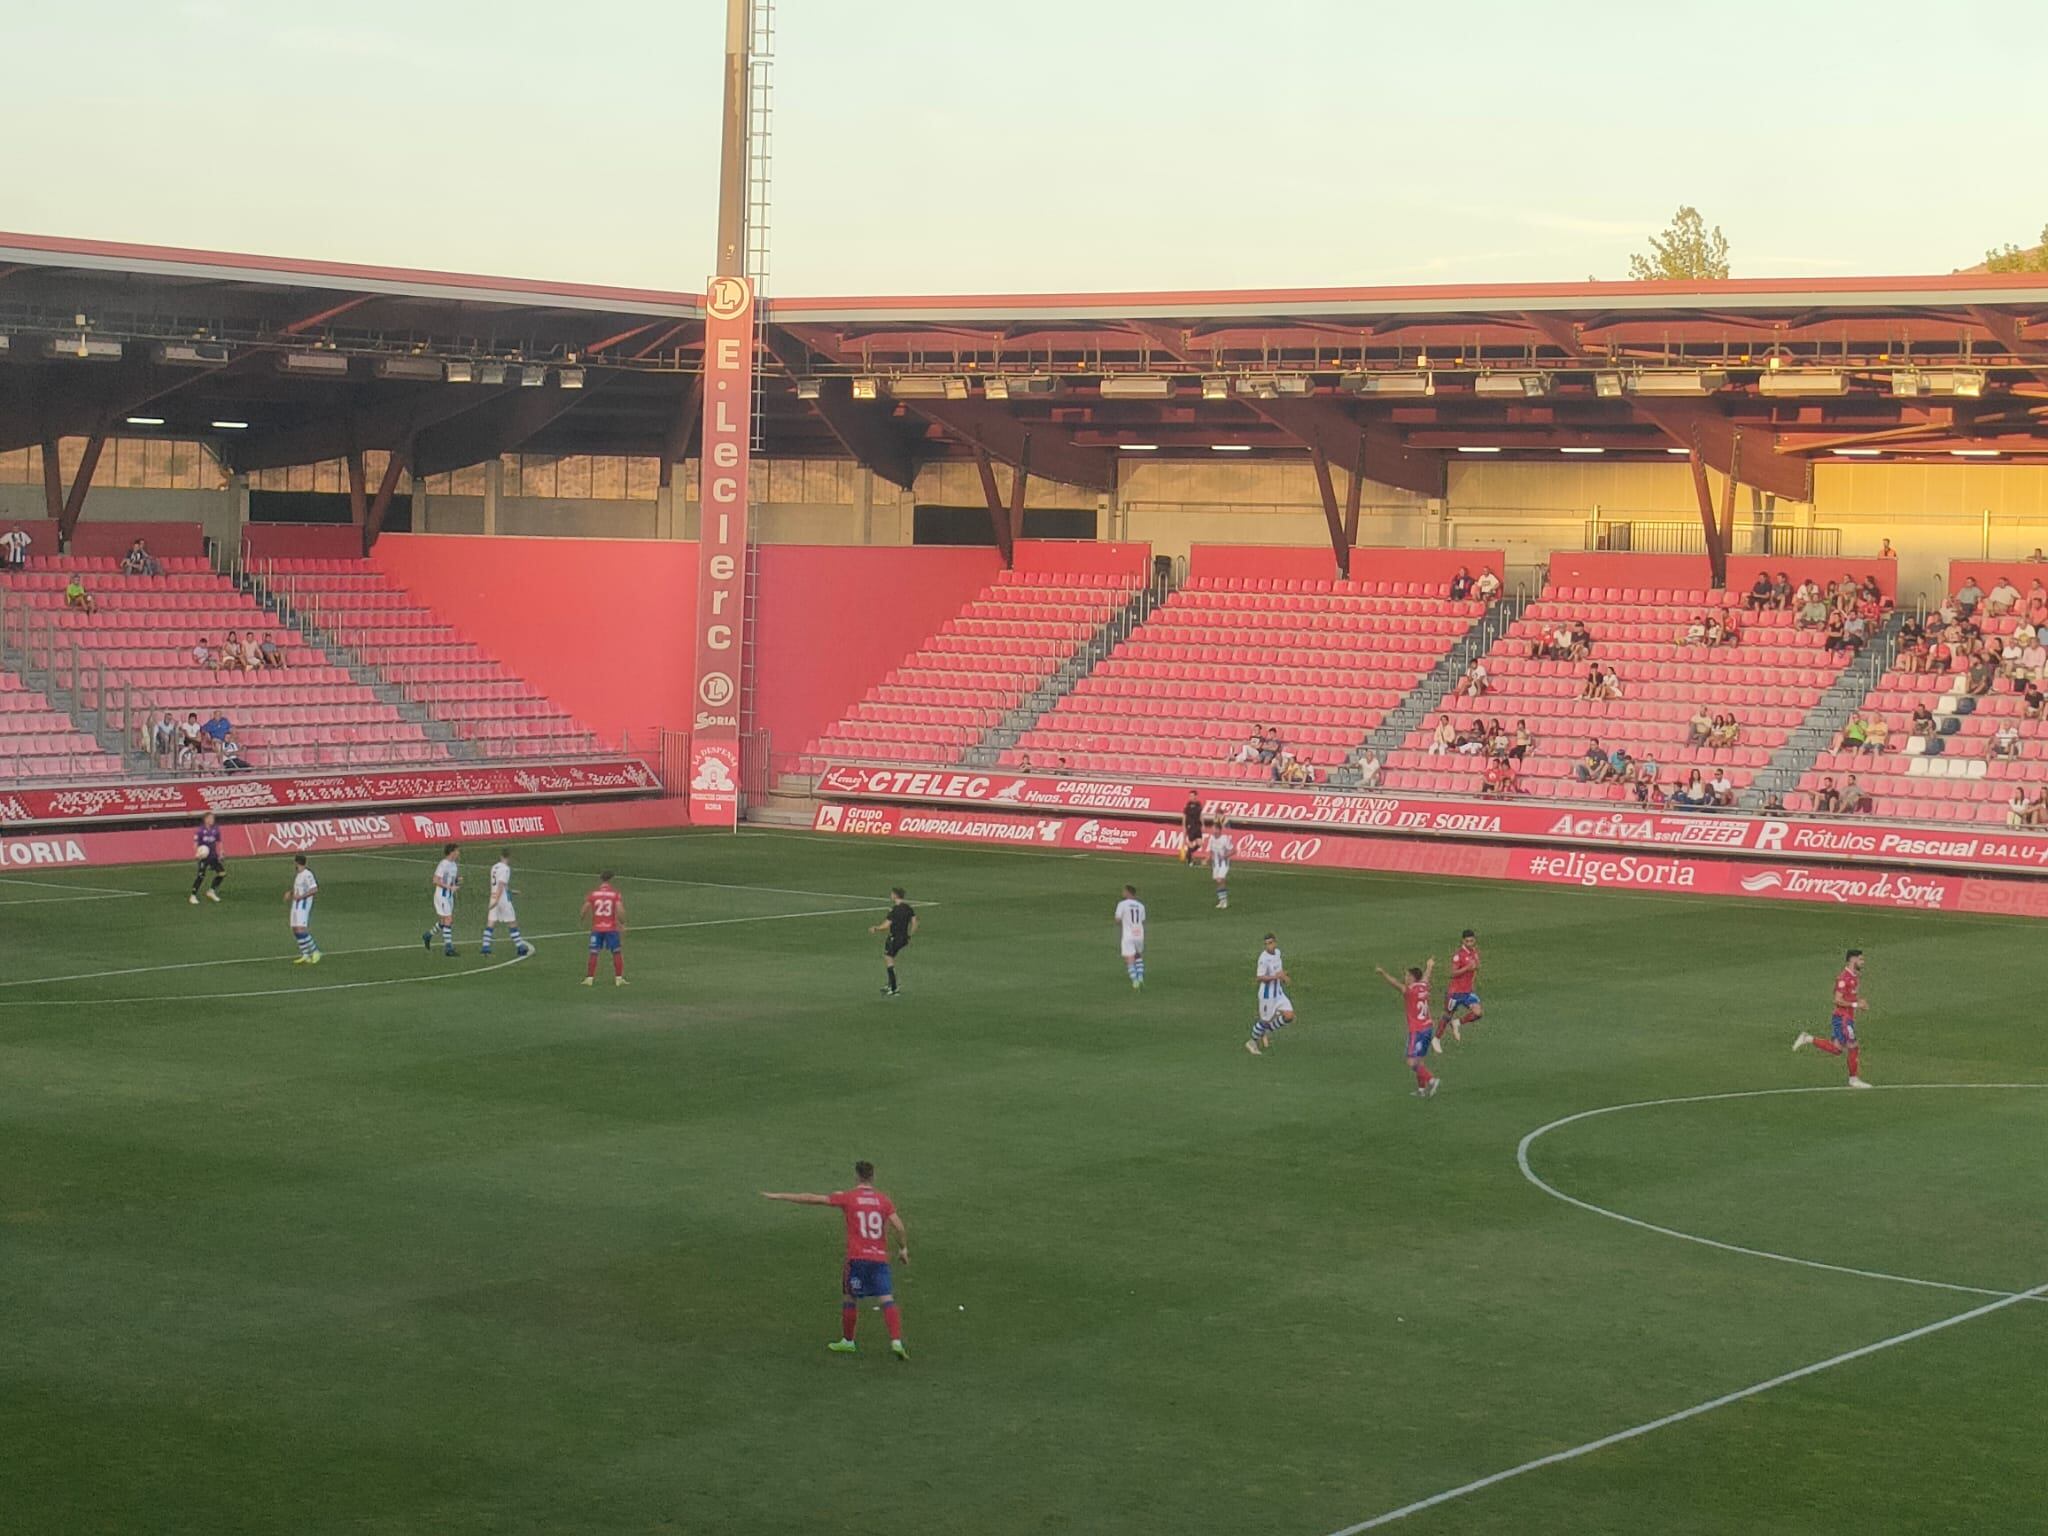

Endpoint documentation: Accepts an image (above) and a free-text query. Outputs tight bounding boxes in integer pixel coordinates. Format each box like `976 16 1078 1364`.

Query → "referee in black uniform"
872 887 917 996
1181 792 1205 865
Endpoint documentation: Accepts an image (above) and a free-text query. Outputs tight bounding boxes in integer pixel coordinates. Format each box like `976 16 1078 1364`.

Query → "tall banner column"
689 274 754 825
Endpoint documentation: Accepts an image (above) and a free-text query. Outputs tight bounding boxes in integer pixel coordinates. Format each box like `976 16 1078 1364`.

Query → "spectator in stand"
1990 722 2022 762
2017 637 2047 686
1574 740 1608 783
1277 753 1313 785
1986 575 2022 616
1814 777 1843 814
257 633 284 669
1428 714 1457 756
150 712 177 766
1597 666 1623 701
1797 585 1830 629
63 573 97 613
201 710 232 755
1635 749 1659 789
220 736 252 773
1705 613 1730 648
1580 666 1605 702
2029 580 2048 626
2016 614 2039 648
1762 789 1789 815
1833 576 1860 614
1455 719 1487 755
1534 619 1572 661
1965 649 1998 698
1607 744 1634 783
1673 770 1711 810
177 712 205 768
1955 576 1984 617
192 636 214 669
1230 729 1263 765
1509 719 1534 764
2025 682 2047 722
1448 566 1474 601
1838 713 1870 752
219 630 248 673
1910 702 1938 738
1480 754 1510 796
1840 776 1871 815
1568 619 1593 660
1687 707 1714 747
1880 538 1896 560
1258 729 1282 764
1841 609 1869 654
1772 570 1793 609
1708 767 1736 808
1822 610 1850 654
1680 614 1708 647
1928 633 1955 675
0 524 29 570
1474 568 1501 604
1863 714 1890 753
2032 548 2048 564
2029 785 2048 827
1859 574 1884 608
121 538 162 577
1711 713 1741 750
1746 570 1775 612
238 632 263 671
2009 787 2035 830
1453 658 1490 699
1354 746 1383 788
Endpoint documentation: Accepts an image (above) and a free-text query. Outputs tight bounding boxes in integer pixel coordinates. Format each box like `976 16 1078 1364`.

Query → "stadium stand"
998 576 1483 781
801 569 1142 766
1800 607 2044 823
262 560 602 757
0 554 446 772
0 666 124 782
1380 581 1845 800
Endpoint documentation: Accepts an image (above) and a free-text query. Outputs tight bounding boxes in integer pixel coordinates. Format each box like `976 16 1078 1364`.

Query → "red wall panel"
754 545 1002 761
244 525 366 563
1011 539 1152 576
369 534 698 749
70 520 207 559
1188 543 1502 585
1947 558 2048 600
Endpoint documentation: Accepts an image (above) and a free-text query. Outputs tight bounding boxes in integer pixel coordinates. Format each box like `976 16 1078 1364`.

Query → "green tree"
1628 206 1731 281
1982 225 2048 273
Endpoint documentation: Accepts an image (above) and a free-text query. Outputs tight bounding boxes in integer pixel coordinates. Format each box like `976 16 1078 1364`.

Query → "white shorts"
1258 989 1294 1023
1121 938 1143 960
434 892 455 919
489 897 517 925
1212 860 1231 882
289 900 314 929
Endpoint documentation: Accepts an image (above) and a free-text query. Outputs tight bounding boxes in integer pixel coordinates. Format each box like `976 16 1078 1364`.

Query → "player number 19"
857 1211 885 1240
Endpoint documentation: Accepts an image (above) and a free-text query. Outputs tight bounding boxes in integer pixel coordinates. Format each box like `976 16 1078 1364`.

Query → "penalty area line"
1324 1278 2048 1535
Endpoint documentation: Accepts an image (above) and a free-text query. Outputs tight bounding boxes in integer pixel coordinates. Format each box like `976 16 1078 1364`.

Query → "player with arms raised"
762 1159 911 1361
480 848 531 959
1114 883 1146 988
284 854 320 965
581 872 626 986
1377 957 1439 1098
189 811 227 905
1245 933 1294 1055
1435 929 1484 1047
1793 947 1872 1087
422 843 461 957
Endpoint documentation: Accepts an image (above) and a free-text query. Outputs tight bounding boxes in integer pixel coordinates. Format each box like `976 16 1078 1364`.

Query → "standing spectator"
1880 538 1896 559
0 524 29 570
2031 547 2048 564
1474 568 1501 604
1448 566 1474 601
63 573 97 613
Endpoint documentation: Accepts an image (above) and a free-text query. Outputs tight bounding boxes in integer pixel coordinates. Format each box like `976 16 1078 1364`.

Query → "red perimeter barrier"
0 795 693 870
810 761 2048 878
68 521 208 559
1947 558 2048 599
1011 539 1153 576
1550 551 1897 602
1186 544 1502 586
809 802 2048 919
0 759 659 829
243 524 367 563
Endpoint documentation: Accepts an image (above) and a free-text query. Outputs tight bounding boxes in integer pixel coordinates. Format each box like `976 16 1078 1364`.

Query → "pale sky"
9 0 2043 296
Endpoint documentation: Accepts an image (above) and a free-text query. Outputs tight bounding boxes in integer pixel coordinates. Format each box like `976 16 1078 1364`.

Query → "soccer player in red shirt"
763 1160 911 1360
1435 928 1484 1047
1376 957 1440 1098
580 872 627 987
1794 948 1872 1087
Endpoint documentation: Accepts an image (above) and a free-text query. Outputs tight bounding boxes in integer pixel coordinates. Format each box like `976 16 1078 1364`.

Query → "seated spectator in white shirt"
2010 788 2035 830
220 736 253 773
1985 577 2021 616
1474 569 1501 603
192 636 214 669
218 630 248 672
150 712 178 766
177 713 205 768
1708 768 1736 807
240 633 263 670
1428 714 1456 755
1990 723 2022 761
1354 746 1382 788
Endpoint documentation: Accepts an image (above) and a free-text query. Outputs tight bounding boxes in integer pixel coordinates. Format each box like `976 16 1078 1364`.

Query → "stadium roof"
4 230 2047 506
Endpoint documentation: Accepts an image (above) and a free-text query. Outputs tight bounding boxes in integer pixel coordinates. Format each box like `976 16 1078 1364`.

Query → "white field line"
1517 1084 2048 1303
1324 1279 2048 1535
0 891 148 907
0 903 882 1003
1320 1082 2048 1534
333 849 900 905
0 875 151 896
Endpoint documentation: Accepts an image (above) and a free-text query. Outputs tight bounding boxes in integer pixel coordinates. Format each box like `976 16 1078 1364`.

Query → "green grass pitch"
2 828 2042 1535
